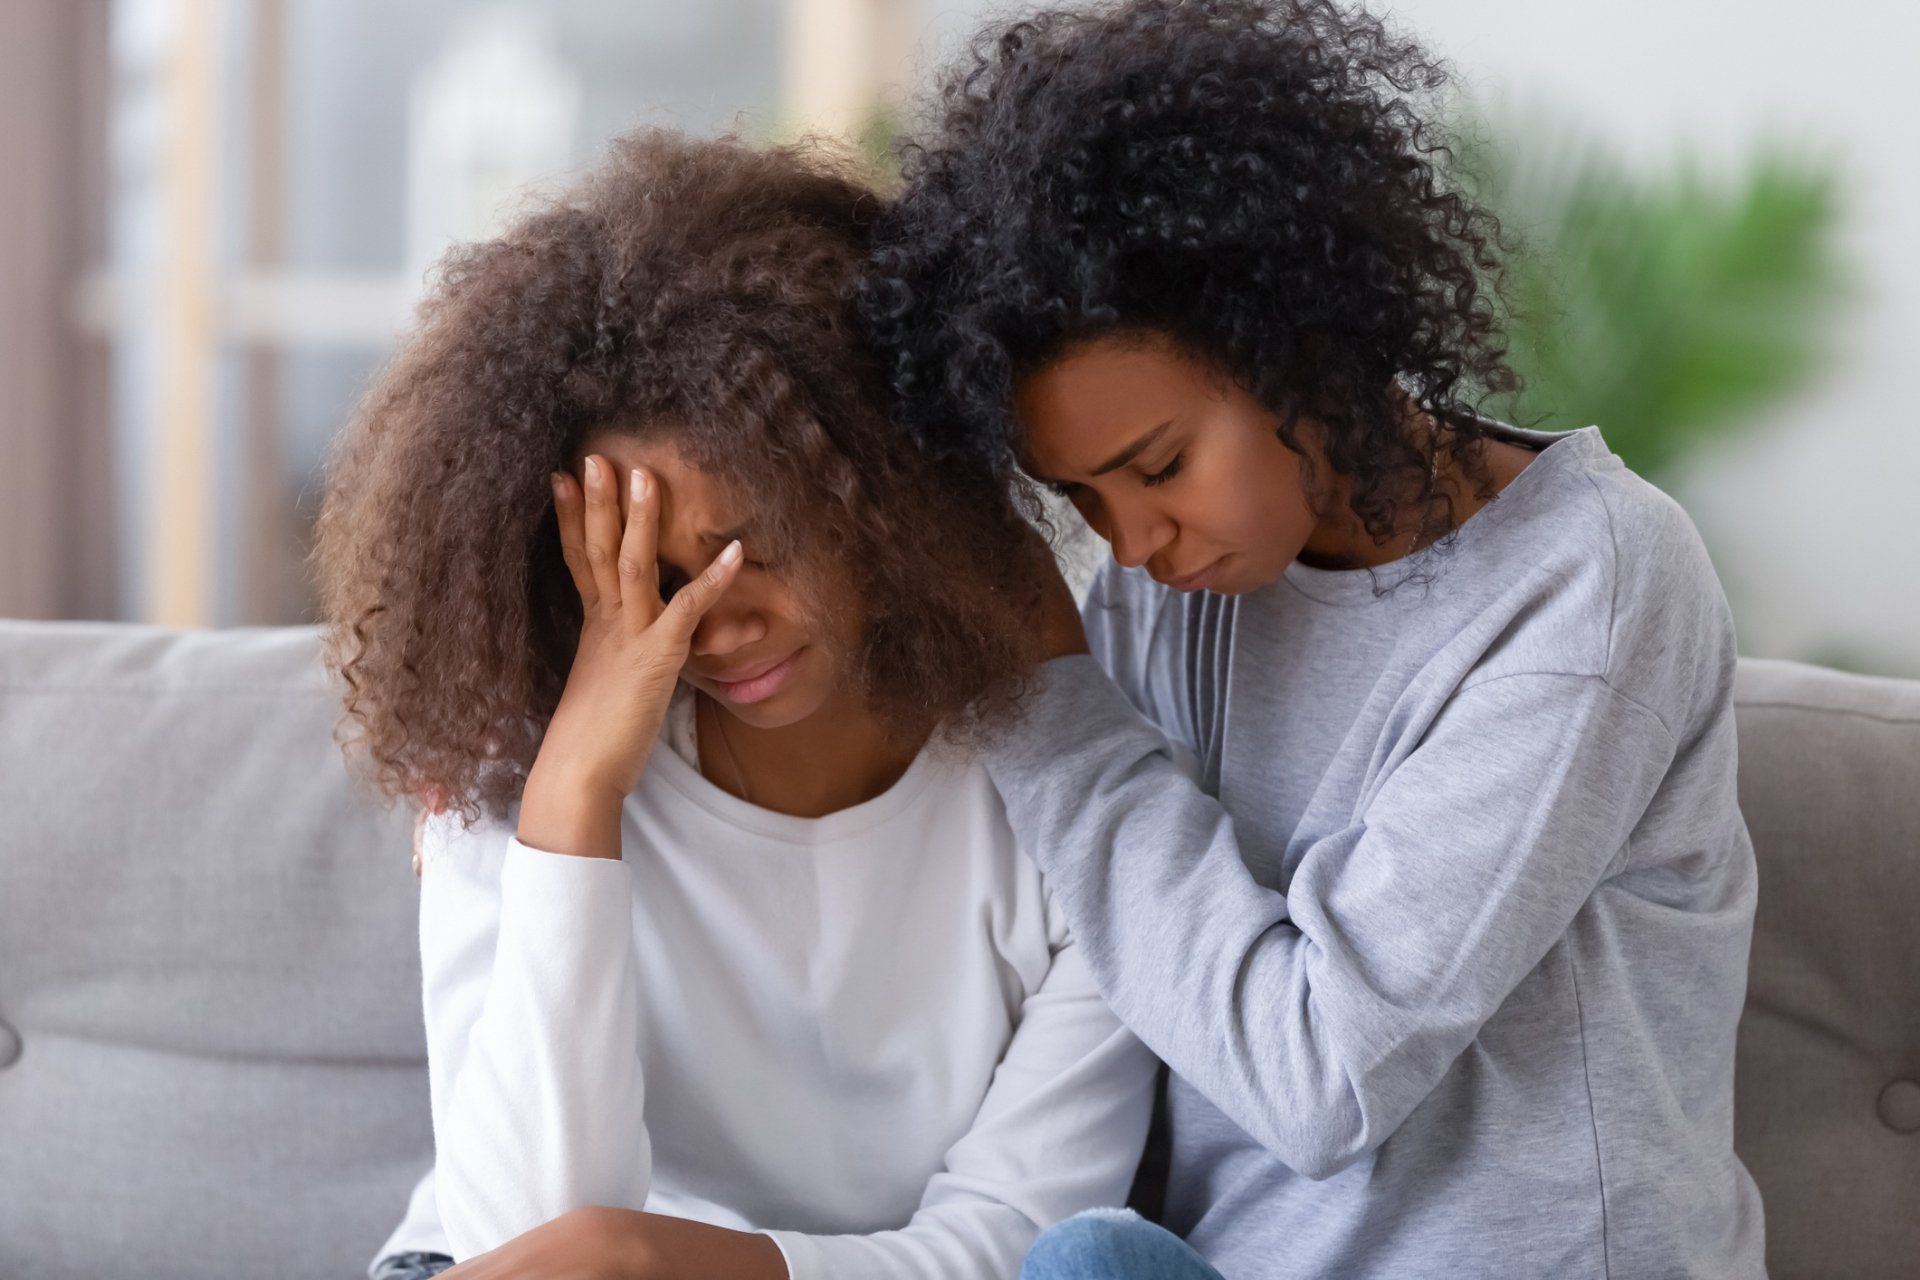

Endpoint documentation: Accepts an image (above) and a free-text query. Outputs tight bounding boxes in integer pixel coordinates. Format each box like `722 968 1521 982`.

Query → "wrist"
533 705 648 798
526 743 632 802
609 1211 789 1280
517 761 628 859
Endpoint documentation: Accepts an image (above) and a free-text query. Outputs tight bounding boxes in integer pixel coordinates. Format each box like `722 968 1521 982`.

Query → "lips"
700 652 793 685
702 648 806 706
1160 557 1224 593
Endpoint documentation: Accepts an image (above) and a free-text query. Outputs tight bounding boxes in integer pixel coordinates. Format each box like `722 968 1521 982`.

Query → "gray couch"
1 619 1915 1279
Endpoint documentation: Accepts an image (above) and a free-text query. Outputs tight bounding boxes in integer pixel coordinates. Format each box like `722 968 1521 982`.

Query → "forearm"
518 755 628 859
429 837 651 1256
443 749 641 1246
987 658 1675 1178
983 676 1365 1172
621 1212 789 1280
440 1207 787 1280
987 666 1284 1006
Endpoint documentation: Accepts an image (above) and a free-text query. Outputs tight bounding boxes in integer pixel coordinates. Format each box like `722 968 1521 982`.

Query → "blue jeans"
1021 1208 1226 1280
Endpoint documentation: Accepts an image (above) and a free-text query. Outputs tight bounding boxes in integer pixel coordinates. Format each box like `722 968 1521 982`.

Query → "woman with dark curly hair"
862 1 1766 1276
311 128 1155 1280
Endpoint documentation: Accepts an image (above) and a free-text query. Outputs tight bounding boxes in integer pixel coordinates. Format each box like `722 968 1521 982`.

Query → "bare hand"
539 455 743 803
439 1206 788 1280
439 1206 644 1280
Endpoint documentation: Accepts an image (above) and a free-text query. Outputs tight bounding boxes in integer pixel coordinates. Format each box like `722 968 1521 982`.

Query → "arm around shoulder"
984 656 1676 1178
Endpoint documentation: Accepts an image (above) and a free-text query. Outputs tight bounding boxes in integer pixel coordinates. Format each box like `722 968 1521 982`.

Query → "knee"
1022 1208 1171 1280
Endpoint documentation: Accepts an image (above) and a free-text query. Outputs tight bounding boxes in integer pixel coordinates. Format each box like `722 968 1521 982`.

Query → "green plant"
1454 112 1849 478
844 99 1848 482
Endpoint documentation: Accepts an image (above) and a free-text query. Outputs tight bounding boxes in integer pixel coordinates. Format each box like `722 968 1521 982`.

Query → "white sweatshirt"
371 686 1157 1279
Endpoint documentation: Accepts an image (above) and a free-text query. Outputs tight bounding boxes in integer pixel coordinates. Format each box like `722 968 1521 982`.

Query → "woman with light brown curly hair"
309 128 1154 1280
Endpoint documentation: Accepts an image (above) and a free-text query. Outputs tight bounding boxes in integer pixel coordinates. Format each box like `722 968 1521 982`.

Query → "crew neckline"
639 684 954 846
1278 422 1606 608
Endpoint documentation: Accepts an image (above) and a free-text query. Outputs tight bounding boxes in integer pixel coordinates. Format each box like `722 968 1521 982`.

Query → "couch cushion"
3 624 1916 1279
1732 658 1920 1279
0 620 430 1280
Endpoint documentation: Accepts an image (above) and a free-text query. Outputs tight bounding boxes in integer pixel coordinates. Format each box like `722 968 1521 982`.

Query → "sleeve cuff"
757 1229 811 1280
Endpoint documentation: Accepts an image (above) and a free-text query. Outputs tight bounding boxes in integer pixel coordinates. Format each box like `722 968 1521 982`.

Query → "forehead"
1013 335 1213 477
576 429 743 535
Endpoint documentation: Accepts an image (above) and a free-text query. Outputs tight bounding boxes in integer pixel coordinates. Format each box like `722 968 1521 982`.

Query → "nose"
689 598 767 660
1104 501 1174 571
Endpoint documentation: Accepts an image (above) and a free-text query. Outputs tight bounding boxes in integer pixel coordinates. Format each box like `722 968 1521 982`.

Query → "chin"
718 698 807 730
1214 561 1285 595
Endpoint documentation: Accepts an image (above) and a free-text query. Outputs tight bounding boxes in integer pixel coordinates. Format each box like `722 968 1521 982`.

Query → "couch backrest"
1 623 1916 1279
1730 658 1920 1279
0 620 430 1280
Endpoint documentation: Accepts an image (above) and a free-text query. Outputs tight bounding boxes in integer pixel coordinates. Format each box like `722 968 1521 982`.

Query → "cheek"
768 579 861 671
1187 440 1315 563
780 643 855 724
804 640 851 696
1185 447 1284 541
719 636 847 730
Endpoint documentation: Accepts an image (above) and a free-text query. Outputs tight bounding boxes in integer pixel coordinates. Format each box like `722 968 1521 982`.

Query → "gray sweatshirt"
986 425 1767 1278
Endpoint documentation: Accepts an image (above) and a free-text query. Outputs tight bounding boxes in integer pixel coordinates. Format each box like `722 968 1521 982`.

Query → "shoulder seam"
1456 668 1678 745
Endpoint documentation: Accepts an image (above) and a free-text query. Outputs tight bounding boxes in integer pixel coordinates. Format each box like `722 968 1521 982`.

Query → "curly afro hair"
860 0 1521 543
311 128 1050 828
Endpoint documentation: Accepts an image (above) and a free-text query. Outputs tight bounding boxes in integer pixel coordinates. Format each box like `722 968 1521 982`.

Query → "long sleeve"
760 913 1158 1280
983 654 1677 1181
416 812 652 1260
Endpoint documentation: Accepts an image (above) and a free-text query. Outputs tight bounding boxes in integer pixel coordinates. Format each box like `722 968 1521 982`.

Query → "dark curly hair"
859 0 1521 542
311 128 1049 828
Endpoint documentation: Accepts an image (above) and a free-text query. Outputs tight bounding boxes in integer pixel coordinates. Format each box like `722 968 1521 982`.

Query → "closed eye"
666 558 773 599
1141 452 1184 487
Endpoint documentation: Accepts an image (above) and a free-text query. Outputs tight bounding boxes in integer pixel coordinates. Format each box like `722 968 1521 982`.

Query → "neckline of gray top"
1277 421 1605 609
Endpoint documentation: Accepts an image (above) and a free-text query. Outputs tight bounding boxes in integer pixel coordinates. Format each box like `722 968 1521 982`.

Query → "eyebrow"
1088 420 1173 477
